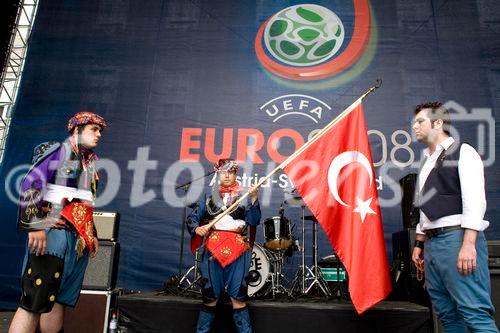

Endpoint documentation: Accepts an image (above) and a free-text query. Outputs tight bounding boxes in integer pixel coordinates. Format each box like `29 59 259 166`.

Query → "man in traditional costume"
187 159 261 333
9 111 107 333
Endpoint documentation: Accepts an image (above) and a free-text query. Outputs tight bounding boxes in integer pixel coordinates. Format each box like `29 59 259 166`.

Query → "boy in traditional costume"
187 159 261 333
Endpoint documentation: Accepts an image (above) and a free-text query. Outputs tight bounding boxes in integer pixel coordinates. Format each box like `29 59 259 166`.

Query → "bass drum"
247 244 278 297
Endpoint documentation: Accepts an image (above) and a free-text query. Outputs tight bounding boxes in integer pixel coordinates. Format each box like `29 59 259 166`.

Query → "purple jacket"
17 139 97 232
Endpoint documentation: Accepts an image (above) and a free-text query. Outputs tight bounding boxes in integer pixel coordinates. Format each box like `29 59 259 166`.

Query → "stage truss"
0 0 39 164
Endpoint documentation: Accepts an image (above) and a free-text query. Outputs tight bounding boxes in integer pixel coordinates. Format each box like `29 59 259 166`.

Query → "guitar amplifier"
487 240 500 325
83 241 119 290
93 211 119 241
488 240 500 268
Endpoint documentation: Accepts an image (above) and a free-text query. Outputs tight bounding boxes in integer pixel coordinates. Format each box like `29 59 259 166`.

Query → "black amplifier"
488 240 500 268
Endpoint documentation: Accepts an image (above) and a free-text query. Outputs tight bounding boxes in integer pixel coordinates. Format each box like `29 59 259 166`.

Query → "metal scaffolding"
0 0 40 164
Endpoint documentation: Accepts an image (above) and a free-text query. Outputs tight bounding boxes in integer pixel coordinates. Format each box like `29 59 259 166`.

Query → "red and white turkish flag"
283 102 391 314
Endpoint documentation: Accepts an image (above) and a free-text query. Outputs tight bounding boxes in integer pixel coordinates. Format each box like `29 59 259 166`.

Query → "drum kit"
178 193 348 300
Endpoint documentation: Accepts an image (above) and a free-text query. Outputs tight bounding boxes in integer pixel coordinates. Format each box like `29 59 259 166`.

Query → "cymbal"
284 196 305 207
304 215 318 222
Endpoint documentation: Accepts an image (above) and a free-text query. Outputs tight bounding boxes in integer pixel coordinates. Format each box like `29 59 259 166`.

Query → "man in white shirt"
411 102 498 332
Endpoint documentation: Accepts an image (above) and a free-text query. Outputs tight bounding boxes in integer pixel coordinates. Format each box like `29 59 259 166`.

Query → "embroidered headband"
67 111 107 133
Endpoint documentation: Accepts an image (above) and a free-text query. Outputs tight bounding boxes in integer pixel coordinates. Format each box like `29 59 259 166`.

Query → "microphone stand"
174 170 216 279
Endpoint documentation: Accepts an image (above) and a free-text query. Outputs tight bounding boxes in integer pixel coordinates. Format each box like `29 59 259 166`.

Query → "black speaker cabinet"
490 269 500 325
391 228 430 306
392 228 417 277
64 289 121 333
489 240 500 325
488 240 500 262
400 173 419 228
83 241 119 290
93 211 120 241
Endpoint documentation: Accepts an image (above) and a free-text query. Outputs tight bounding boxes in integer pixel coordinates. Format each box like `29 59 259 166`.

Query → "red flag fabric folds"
283 102 391 314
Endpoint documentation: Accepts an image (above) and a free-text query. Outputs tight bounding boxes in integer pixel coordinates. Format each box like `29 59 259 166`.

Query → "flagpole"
204 79 382 230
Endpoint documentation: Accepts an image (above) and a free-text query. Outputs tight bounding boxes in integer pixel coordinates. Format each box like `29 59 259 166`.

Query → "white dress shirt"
416 137 489 234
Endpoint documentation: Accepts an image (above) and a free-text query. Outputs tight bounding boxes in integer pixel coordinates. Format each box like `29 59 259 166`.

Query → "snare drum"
247 244 278 297
263 216 293 251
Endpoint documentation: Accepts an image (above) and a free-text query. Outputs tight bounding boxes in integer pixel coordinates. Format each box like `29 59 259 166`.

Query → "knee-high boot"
196 305 216 333
232 307 252 333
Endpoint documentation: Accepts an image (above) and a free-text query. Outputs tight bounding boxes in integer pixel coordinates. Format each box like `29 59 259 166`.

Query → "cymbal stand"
289 204 314 296
305 218 331 297
178 248 202 294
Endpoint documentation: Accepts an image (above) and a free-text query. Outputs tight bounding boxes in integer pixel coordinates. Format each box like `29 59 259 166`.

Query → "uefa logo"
255 1 373 82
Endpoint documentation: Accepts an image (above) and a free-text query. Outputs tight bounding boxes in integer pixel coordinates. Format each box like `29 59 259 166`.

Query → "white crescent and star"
327 151 376 223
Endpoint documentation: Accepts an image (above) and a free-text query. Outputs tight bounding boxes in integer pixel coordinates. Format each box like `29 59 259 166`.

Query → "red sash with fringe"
60 201 96 257
205 230 248 268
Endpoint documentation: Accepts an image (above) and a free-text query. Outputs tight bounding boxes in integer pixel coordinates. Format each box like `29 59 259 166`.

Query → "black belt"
425 225 462 239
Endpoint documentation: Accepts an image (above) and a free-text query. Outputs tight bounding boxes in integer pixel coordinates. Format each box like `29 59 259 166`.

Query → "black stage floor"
118 293 431 333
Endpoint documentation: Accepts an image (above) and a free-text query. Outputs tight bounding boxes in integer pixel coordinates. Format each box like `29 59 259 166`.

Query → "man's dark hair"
70 125 85 136
414 101 451 135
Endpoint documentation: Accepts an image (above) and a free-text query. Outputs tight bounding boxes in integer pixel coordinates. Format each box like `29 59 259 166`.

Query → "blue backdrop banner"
0 0 498 309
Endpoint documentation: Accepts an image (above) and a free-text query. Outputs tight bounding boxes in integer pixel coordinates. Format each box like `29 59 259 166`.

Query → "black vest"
418 142 464 221
204 195 246 222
